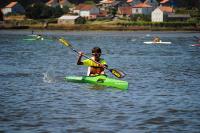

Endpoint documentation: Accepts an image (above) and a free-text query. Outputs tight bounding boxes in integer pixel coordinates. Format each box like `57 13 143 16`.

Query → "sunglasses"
92 53 101 56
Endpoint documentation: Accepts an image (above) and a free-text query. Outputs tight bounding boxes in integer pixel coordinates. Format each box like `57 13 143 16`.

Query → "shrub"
130 14 151 21
75 17 86 24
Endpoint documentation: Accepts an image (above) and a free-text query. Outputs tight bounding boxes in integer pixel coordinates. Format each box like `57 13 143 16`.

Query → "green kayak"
23 38 40 41
23 38 53 41
65 75 128 90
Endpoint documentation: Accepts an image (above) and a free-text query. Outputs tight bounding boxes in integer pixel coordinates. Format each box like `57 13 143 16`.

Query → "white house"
151 6 174 22
132 2 153 15
1 2 25 15
58 15 80 24
73 4 99 19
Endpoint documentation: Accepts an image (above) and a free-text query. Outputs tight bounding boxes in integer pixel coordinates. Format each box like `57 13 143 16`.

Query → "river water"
0 30 200 133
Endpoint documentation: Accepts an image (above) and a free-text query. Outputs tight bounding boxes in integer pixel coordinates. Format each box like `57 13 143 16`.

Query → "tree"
75 17 86 24
41 6 53 18
52 6 64 18
168 0 199 9
0 10 3 21
26 3 54 19
84 0 96 5
26 3 45 19
62 5 70 14
109 7 117 17
68 0 84 4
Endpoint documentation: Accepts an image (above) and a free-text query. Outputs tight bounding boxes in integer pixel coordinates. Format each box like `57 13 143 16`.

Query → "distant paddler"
143 37 171 44
23 34 45 41
36 35 44 40
153 36 161 43
191 36 200 46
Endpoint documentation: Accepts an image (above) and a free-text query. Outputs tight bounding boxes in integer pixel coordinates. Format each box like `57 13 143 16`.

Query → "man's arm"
77 52 84 65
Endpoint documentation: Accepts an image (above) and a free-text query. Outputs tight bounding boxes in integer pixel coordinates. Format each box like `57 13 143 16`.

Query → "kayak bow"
144 41 171 44
65 75 128 90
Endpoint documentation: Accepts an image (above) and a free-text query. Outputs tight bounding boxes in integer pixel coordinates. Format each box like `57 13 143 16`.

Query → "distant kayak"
23 38 39 41
28 35 38 37
23 38 52 41
144 41 172 44
65 75 128 90
191 44 200 46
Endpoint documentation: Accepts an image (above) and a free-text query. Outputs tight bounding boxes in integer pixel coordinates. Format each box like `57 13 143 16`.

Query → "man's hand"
78 51 84 57
99 64 108 69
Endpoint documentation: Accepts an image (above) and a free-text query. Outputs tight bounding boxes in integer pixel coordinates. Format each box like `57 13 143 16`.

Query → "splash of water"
43 67 56 83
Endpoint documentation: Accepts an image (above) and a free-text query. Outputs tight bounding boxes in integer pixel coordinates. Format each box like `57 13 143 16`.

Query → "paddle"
58 38 126 78
193 36 199 40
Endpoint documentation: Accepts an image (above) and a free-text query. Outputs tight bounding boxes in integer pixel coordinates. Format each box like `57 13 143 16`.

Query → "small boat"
65 75 128 90
191 44 200 46
23 38 52 41
23 38 39 41
28 35 38 37
144 41 171 44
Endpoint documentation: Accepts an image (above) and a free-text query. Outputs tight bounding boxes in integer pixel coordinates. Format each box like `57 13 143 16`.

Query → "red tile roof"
160 0 169 4
100 0 114 4
118 6 132 15
60 0 65 4
127 0 133 2
98 10 107 17
75 4 95 10
47 0 54 4
133 3 152 8
59 0 68 4
5 2 18 8
159 6 173 13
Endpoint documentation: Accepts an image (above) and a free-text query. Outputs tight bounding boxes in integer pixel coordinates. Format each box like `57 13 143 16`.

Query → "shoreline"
0 23 200 32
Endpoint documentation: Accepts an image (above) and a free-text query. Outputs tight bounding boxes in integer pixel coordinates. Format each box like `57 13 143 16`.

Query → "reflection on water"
0 30 200 133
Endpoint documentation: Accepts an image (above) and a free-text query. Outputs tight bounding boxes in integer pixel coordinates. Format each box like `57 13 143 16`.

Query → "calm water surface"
0 30 200 133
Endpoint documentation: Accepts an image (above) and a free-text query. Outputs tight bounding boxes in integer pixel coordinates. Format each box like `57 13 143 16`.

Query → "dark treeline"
0 0 48 8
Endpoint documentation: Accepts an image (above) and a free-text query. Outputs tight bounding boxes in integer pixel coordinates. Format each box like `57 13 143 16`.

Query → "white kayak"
28 35 38 37
144 41 171 44
191 44 200 46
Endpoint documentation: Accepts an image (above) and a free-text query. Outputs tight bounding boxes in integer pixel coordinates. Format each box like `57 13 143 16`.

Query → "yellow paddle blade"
58 38 70 46
110 69 125 78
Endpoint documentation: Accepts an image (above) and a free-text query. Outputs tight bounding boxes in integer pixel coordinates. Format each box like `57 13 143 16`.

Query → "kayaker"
36 35 44 40
153 37 161 43
77 47 108 76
